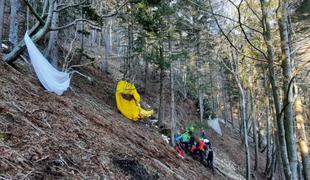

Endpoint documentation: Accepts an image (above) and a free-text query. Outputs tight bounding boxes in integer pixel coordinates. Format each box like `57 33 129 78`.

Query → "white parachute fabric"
24 33 70 95
207 118 222 136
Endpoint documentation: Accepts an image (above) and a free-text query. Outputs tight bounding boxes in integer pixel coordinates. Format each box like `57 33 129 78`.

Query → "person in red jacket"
191 137 207 161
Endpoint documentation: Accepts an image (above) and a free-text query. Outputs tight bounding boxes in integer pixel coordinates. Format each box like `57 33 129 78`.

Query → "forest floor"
0 55 268 179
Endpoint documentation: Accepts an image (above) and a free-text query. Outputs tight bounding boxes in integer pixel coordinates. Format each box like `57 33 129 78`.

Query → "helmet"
204 139 210 143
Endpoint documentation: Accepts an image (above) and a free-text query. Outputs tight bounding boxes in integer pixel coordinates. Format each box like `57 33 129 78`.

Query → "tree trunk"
4 0 54 63
9 0 21 48
102 27 110 73
222 69 229 124
265 92 272 174
260 0 292 178
239 85 251 180
279 1 298 178
239 94 244 141
195 30 203 122
295 96 310 180
0 0 5 52
26 0 32 31
158 64 164 126
124 23 133 79
223 91 229 125
144 60 148 93
46 0 59 68
210 69 215 111
251 91 259 171
168 18 176 146
229 93 234 127
170 63 176 146
80 6 84 52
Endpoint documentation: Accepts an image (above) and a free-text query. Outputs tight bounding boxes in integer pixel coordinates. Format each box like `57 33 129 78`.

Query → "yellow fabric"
116 80 154 121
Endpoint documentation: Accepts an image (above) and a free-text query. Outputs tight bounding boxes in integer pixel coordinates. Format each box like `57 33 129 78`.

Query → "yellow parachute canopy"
115 80 154 121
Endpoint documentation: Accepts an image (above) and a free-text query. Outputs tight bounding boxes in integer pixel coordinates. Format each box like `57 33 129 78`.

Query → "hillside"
0 57 267 179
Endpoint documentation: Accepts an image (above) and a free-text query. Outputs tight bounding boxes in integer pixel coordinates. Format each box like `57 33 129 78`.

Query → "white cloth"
24 33 70 95
208 118 222 136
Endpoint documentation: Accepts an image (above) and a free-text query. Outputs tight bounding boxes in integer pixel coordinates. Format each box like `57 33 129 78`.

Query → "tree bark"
9 0 21 47
295 97 310 180
278 1 298 178
46 0 59 68
260 0 292 178
0 0 5 52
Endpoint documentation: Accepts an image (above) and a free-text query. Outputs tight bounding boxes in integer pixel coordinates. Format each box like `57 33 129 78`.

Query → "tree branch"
50 18 99 31
188 0 263 35
208 0 266 62
100 0 129 18
293 59 310 77
244 0 262 22
234 0 268 60
279 76 295 117
22 0 45 25
55 0 88 12
4 0 54 62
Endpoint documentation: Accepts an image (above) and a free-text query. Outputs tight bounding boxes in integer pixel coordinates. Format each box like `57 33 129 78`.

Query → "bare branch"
22 0 45 25
244 0 262 22
208 0 266 62
50 18 99 31
211 12 263 34
188 0 263 35
100 0 129 18
55 0 88 12
4 0 54 62
293 59 310 77
235 0 268 59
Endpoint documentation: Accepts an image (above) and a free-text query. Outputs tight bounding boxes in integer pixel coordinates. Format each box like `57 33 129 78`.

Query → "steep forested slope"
0 58 266 179
0 60 215 179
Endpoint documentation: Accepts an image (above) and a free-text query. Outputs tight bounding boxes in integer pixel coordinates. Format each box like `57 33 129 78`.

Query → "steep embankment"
0 60 220 179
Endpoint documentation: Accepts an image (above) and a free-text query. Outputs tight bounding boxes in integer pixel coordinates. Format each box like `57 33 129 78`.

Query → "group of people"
174 127 214 172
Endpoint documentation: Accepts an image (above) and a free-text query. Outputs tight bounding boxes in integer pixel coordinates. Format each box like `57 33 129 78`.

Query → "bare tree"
260 0 292 178
278 0 298 178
